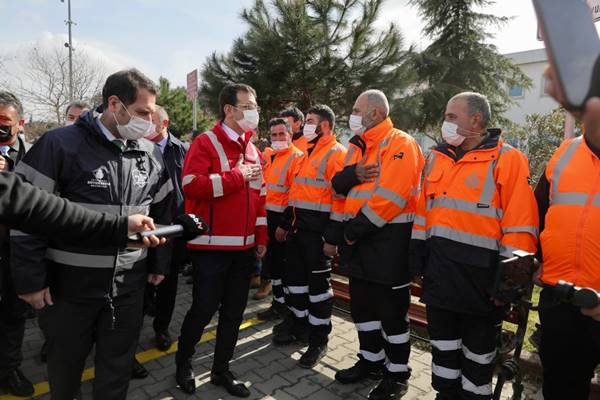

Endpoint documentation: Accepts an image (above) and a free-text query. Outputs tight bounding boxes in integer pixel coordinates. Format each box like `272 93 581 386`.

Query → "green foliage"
503 108 580 182
408 0 532 135
156 77 215 137
200 0 415 136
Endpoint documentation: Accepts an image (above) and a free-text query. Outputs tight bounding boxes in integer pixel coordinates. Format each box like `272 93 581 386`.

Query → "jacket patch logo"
465 173 480 189
132 169 149 188
88 167 111 189
394 152 404 160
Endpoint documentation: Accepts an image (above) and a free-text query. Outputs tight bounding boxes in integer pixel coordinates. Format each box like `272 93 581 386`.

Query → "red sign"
186 70 198 101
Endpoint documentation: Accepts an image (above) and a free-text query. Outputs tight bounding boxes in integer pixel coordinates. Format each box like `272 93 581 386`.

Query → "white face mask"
271 140 289 151
65 120 75 127
113 102 154 140
303 124 319 142
144 124 162 141
349 114 366 135
441 121 466 146
236 109 260 131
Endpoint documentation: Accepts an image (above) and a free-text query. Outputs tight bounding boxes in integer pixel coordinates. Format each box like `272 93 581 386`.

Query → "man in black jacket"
11 69 173 400
144 105 188 351
0 91 35 397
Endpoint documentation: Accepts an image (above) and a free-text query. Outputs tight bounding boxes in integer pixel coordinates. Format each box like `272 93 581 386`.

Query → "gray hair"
154 105 169 123
65 100 90 115
361 89 390 117
451 92 491 128
0 91 24 119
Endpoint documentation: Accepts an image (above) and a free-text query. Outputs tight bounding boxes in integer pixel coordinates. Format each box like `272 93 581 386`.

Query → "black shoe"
272 330 309 346
0 368 34 397
273 316 294 334
335 359 383 384
210 371 250 398
257 304 283 321
155 331 173 352
40 341 48 363
368 377 408 400
298 345 327 369
131 358 149 379
175 363 196 394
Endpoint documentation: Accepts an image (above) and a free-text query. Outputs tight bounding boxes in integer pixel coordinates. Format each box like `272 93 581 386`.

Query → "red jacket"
182 122 267 251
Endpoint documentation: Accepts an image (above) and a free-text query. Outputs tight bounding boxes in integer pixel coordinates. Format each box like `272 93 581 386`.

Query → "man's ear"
162 119 169 129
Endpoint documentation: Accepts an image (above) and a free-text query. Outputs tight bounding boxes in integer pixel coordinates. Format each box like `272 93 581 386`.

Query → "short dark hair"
101 68 157 109
65 100 90 115
268 117 291 131
307 104 335 130
279 107 304 123
0 91 24 119
218 83 257 121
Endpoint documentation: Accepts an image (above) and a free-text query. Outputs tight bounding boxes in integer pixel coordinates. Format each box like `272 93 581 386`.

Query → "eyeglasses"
235 104 261 113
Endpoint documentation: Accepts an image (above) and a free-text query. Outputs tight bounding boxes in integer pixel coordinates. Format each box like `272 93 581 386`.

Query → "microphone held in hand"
128 214 209 242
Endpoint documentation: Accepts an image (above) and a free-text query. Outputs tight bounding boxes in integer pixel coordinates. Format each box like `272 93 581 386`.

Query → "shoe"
253 279 272 300
273 316 294 334
368 377 408 400
40 341 48 363
335 359 384 384
298 345 327 368
210 371 250 398
249 274 261 289
0 368 34 397
257 303 284 321
131 357 149 379
155 331 173 352
272 330 309 346
175 363 196 394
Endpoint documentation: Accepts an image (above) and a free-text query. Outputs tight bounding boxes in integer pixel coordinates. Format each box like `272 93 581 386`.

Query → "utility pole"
61 0 75 101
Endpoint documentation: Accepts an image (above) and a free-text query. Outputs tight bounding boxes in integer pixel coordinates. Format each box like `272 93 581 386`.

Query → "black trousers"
350 277 412 381
539 287 600 400
148 239 187 333
284 230 333 346
176 249 255 373
426 306 502 400
0 265 28 378
263 220 286 305
44 290 144 400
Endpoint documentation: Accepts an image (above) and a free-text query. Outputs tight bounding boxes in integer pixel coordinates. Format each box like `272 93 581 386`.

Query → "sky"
0 0 543 89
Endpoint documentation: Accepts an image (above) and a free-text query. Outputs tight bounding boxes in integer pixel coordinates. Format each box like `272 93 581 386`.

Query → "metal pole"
192 97 198 130
66 0 74 101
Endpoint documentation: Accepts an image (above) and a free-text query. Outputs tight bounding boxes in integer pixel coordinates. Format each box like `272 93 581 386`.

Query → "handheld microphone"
128 214 208 242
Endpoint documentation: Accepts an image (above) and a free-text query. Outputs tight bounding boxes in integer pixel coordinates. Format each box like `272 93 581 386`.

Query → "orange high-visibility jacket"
264 144 303 213
540 136 600 291
336 118 424 228
286 134 346 236
411 136 538 259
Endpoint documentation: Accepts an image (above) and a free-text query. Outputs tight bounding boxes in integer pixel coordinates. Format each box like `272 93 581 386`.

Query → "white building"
503 48 558 125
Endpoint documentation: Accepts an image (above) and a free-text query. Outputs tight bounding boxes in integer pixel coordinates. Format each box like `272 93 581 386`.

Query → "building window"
541 76 551 97
509 85 524 98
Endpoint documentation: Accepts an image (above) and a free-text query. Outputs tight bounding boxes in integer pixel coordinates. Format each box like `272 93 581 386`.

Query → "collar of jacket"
435 128 502 162
309 132 336 156
361 117 394 147
75 110 156 154
212 121 252 148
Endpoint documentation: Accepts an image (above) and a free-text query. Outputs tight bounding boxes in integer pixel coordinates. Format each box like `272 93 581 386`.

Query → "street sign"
538 0 600 40
186 69 198 101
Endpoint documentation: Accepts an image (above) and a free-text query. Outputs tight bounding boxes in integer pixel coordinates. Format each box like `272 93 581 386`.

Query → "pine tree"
409 0 531 134
200 0 415 134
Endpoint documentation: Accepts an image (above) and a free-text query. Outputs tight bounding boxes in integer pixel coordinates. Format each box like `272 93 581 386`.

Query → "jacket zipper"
107 150 124 330
573 169 600 283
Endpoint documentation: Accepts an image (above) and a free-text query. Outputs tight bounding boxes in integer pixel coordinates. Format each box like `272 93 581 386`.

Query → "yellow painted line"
0 317 264 400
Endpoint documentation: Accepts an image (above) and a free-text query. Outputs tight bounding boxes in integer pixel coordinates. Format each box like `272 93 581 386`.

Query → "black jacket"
10 111 173 300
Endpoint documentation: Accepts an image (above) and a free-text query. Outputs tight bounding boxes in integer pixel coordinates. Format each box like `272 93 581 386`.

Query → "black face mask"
0 124 14 142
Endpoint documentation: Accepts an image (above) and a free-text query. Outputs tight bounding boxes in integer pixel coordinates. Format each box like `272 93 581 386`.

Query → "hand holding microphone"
128 214 209 244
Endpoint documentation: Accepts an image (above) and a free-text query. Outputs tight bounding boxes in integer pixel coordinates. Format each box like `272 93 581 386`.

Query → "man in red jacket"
175 83 267 397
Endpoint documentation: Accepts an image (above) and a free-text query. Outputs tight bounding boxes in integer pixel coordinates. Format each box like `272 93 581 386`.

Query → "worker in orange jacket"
256 117 303 321
331 90 424 400
274 105 346 369
534 65 600 400
279 107 306 151
411 92 538 400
